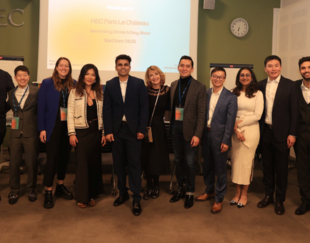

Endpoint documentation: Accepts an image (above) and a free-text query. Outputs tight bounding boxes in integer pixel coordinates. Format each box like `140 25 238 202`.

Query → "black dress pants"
261 125 289 202
43 120 71 187
112 123 142 201
295 131 310 204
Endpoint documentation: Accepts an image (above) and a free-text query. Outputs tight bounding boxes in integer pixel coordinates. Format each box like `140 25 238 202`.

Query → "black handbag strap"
148 89 161 127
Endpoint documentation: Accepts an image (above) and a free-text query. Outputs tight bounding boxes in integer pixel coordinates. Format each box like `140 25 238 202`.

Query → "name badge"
60 107 67 121
175 107 184 121
11 117 20 130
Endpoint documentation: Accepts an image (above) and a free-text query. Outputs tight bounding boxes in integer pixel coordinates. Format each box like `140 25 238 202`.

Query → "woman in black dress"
141 66 170 200
67 64 106 208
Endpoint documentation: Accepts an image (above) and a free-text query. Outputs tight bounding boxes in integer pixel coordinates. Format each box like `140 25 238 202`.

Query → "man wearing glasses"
196 67 237 214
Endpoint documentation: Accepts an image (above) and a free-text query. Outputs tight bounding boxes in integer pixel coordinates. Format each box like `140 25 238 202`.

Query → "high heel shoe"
230 200 238 206
237 202 246 208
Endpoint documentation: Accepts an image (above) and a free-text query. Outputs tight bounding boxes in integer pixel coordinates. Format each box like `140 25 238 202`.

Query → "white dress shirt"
265 75 281 125
15 85 29 110
207 87 223 128
301 81 310 104
119 79 128 121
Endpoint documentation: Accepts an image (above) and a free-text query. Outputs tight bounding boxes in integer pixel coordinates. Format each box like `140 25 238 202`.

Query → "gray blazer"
8 85 39 138
170 78 207 141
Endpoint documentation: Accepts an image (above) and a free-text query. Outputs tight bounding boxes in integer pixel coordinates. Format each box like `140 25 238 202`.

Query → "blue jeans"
171 121 197 194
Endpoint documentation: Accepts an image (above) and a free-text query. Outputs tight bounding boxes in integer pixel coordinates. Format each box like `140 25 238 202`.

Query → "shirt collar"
119 78 128 84
211 87 223 96
16 85 29 92
267 75 281 83
301 81 310 91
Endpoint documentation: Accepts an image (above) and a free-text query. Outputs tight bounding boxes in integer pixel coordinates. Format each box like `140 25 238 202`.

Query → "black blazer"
257 76 299 142
103 75 149 136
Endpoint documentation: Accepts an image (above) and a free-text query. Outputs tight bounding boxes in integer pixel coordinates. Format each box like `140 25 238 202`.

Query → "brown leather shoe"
211 202 223 214
195 193 215 201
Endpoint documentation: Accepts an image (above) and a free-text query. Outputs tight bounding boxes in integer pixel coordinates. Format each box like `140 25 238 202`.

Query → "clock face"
230 18 249 37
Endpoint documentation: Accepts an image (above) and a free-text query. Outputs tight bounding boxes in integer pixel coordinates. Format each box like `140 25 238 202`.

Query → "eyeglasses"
211 75 225 80
240 74 251 78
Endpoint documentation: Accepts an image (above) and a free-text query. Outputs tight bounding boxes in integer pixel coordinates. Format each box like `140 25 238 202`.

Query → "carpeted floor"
0 154 309 243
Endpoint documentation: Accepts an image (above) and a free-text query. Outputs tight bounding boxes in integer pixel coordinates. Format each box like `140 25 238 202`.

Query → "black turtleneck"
173 75 192 108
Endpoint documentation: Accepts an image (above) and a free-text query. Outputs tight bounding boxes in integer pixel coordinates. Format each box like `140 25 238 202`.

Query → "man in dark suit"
196 67 237 214
7 65 39 204
169 56 206 209
0 69 15 201
257 55 299 215
103 54 148 216
294 56 310 215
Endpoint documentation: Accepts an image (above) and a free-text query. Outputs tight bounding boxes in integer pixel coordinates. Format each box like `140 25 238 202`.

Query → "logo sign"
0 9 24 27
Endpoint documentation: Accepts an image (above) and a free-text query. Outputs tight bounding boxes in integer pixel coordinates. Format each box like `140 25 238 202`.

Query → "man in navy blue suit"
103 54 148 216
196 67 237 214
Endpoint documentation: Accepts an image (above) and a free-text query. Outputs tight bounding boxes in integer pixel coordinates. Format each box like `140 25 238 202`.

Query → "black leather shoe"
113 192 129 206
274 202 285 215
257 195 274 208
8 192 19 205
184 195 194 209
295 203 310 215
151 186 160 199
28 191 37 202
132 200 142 216
54 184 73 200
43 190 54 209
143 188 153 200
170 186 185 203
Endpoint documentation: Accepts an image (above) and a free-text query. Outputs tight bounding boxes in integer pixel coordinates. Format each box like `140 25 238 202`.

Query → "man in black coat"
103 54 148 216
294 56 310 215
257 55 299 215
0 69 14 201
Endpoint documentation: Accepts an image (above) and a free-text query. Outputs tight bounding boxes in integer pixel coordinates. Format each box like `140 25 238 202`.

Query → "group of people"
0 54 310 217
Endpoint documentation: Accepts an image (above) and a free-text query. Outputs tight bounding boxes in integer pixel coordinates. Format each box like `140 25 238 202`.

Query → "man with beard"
294 56 310 215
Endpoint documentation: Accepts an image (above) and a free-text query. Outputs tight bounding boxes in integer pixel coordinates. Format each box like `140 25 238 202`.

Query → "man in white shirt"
103 55 148 216
294 56 310 215
196 67 237 214
257 55 299 215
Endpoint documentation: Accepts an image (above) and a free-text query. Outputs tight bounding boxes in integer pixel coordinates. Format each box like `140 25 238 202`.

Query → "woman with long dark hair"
230 67 264 208
38 57 76 209
67 64 106 208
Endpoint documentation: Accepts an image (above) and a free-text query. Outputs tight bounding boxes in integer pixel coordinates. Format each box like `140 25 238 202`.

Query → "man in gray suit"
196 67 237 214
7 66 39 204
169 56 206 209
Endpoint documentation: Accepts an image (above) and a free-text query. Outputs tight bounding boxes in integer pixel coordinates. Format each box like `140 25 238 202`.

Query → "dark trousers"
171 121 197 194
261 125 289 202
112 123 142 201
203 131 228 203
43 121 71 187
9 135 39 193
295 131 310 204
0 119 6 149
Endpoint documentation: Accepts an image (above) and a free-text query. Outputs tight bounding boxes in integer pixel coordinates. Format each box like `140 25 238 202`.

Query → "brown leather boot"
195 192 215 201
211 202 223 214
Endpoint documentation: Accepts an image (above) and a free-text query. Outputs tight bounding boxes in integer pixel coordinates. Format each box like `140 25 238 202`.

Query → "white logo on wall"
0 9 24 27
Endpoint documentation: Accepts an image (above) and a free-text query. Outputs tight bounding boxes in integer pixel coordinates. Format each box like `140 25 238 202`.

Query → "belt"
88 118 98 124
265 123 272 129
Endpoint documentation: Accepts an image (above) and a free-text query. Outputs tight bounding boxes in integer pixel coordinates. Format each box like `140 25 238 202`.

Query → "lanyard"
61 87 68 108
12 85 29 115
178 78 191 107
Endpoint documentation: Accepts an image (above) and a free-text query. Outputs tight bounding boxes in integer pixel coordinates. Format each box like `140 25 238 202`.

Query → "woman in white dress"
230 67 264 208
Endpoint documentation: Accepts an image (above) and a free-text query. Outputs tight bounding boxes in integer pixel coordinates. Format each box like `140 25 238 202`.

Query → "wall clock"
230 18 249 38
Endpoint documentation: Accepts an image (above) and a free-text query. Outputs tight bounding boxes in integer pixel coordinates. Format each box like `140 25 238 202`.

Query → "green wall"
0 0 280 85
198 0 280 86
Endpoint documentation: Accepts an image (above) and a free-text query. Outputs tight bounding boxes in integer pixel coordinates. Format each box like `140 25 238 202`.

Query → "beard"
302 73 310 81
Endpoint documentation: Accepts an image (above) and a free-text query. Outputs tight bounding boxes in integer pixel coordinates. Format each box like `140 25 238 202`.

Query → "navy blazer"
103 75 149 136
257 76 299 142
205 87 237 147
37 77 76 142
